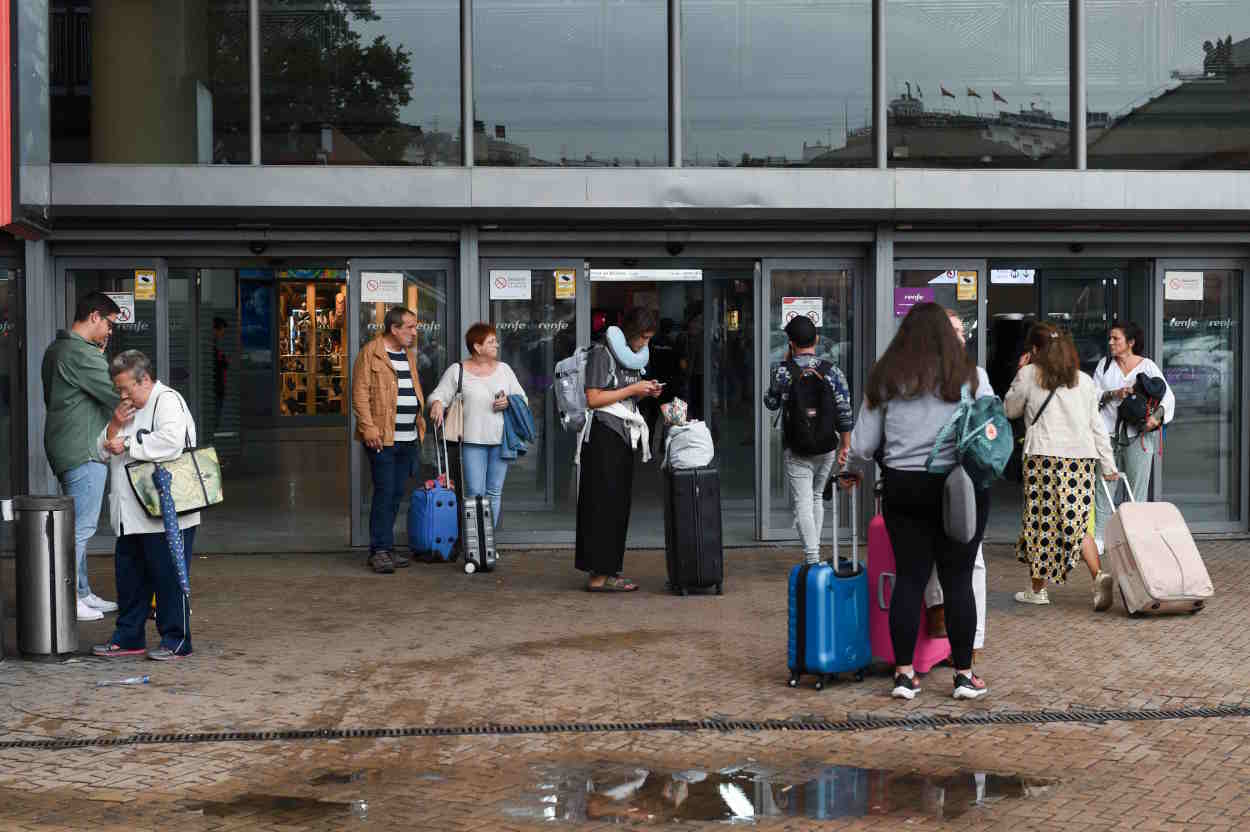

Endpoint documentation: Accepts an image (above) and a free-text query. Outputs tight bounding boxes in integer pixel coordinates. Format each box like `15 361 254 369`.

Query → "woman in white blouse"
428 322 527 526
1091 321 1175 551
92 350 199 662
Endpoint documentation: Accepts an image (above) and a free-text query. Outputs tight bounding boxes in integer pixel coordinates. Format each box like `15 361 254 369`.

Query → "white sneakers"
76 598 104 621
76 593 118 621
1014 588 1051 605
82 593 118 613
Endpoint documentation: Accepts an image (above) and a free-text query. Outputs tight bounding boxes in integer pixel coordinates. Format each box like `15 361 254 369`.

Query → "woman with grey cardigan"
1004 322 1119 611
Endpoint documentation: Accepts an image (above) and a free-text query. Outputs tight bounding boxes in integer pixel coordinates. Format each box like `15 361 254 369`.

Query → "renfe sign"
893 287 934 317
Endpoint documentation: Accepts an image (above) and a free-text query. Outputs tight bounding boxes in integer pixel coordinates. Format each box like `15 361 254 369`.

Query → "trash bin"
1 496 78 657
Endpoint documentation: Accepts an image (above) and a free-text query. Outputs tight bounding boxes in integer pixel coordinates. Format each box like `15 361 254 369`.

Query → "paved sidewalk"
1 541 1249 830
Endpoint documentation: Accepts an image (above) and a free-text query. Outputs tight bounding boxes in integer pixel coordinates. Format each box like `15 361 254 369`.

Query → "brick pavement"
1 540 1249 830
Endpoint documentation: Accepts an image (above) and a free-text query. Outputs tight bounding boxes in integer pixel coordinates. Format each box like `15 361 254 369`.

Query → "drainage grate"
2 705 1247 752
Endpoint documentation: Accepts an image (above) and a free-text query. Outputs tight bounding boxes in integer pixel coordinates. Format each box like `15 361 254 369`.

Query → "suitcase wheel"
1120 587 1141 617
788 673 799 688
853 670 865 682
814 676 826 691
464 561 476 575
715 584 723 596
679 587 689 597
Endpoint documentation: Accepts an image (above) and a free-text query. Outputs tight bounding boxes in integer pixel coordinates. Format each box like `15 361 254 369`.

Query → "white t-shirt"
429 362 526 445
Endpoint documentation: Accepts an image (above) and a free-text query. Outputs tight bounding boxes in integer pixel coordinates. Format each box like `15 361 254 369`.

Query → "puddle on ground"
502 763 1053 824
309 770 369 786
183 793 350 822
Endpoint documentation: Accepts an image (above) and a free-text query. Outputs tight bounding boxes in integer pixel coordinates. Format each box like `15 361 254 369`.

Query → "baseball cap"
783 315 818 347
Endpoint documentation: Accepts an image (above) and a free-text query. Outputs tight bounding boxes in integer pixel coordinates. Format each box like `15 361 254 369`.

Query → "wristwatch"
122 436 131 451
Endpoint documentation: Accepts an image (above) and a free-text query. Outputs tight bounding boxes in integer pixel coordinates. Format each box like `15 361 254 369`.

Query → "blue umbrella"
151 465 191 596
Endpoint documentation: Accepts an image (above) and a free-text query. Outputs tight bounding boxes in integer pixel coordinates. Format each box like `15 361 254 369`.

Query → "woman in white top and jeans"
1005 323 1119 611
1091 321 1174 552
428 323 526 526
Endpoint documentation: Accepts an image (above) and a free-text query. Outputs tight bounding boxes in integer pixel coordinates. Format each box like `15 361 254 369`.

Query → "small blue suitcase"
408 425 459 561
787 472 870 690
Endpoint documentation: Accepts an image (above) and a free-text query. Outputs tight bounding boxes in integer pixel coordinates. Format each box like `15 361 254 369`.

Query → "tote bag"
125 391 224 518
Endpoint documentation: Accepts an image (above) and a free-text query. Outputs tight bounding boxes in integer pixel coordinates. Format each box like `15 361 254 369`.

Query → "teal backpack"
925 385 1014 489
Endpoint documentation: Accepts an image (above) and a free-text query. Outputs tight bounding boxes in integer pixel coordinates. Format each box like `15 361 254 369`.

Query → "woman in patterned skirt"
1004 323 1120 611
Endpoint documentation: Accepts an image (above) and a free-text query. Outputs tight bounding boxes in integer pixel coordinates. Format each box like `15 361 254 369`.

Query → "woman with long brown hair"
850 302 992 702
1005 322 1119 610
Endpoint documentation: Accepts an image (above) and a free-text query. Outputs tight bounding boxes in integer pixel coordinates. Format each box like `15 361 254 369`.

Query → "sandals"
587 575 639 593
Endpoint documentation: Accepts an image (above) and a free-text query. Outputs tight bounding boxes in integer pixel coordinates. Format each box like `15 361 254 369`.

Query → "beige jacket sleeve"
350 346 378 439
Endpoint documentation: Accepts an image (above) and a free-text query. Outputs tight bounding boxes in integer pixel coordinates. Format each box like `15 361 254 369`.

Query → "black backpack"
784 359 838 456
1114 374 1167 448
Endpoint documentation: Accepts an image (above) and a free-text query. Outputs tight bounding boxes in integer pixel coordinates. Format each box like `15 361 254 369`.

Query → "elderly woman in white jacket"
91 350 200 662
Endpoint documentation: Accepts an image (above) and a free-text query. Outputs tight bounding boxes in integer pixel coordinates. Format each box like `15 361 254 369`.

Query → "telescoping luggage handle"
433 420 452 486
830 467 861 576
1098 476 1135 509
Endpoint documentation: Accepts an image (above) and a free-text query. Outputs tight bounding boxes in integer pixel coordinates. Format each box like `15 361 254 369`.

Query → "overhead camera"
665 241 685 257
1069 243 1085 253
249 240 269 255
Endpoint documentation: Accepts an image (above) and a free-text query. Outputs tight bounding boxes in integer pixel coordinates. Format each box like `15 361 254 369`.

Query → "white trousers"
925 545 986 649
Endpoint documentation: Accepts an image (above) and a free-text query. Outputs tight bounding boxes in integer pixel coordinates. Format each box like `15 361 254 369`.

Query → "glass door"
1156 261 1246 531
893 260 987 365
60 259 167 553
761 259 861 540
478 260 583 543
347 259 456 549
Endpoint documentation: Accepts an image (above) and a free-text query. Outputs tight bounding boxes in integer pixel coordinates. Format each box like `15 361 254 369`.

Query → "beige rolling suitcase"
1101 480 1213 616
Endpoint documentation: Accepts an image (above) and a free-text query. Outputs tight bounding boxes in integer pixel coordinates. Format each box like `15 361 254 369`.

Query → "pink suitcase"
1101 480 1213 616
868 492 951 673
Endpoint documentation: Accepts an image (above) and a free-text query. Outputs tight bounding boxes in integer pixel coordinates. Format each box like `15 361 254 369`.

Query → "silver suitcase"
461 496 497 574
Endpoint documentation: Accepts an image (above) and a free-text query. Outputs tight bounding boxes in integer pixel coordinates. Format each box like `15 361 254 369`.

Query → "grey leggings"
1094 429 1158 540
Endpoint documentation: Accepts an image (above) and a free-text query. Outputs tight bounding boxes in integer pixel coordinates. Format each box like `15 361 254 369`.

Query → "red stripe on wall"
0 0 11 229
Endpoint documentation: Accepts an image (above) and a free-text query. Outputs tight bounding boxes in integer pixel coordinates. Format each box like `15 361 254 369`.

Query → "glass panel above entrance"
1161 268 1243 527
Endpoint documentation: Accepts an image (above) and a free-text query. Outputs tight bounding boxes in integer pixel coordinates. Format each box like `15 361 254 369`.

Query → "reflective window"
887 0 1070 167
1089 6 1250 168
767 268 855 536
261 0 460 165
473 0 667 167
894 268 979 363
356 268 452 547
1162 269 1242 525
50 1 250 163
684 1 872 167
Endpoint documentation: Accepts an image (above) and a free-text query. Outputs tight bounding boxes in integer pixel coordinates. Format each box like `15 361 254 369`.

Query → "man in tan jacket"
352 307 427 573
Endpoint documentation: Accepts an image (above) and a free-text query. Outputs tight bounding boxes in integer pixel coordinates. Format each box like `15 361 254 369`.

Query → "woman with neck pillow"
576 307 664 592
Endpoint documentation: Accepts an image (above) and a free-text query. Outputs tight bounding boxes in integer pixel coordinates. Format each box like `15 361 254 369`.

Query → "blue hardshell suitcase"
408 425 459 561
787 472 870 690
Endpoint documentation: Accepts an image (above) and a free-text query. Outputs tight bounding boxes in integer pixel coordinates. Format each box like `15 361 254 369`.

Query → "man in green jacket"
42 291 122 622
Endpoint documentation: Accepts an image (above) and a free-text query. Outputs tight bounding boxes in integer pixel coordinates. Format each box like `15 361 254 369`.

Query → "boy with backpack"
764 316 854 564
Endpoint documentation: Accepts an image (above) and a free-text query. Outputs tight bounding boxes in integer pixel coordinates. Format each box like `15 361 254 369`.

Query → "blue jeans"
461 443 509 527
59 460 109 599
111 528 195 655
366 441 419 553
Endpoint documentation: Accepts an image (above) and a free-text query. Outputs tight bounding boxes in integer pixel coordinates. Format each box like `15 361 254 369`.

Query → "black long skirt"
574 419 636 576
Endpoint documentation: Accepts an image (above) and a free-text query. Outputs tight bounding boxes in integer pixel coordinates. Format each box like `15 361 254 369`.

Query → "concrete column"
458 225 480 357
872 223 895 360
21 240 57 496
90 1 211 163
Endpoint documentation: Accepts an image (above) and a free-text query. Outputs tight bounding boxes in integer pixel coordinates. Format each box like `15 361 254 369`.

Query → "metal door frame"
759 257 865 541
346 257 458 549
478 257 586 513
56 256 170 381
1154 258 1249 533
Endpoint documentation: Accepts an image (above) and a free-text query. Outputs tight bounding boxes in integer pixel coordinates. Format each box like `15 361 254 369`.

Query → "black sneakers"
367 551 395 574
891 672 921 700
953 672 989 700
